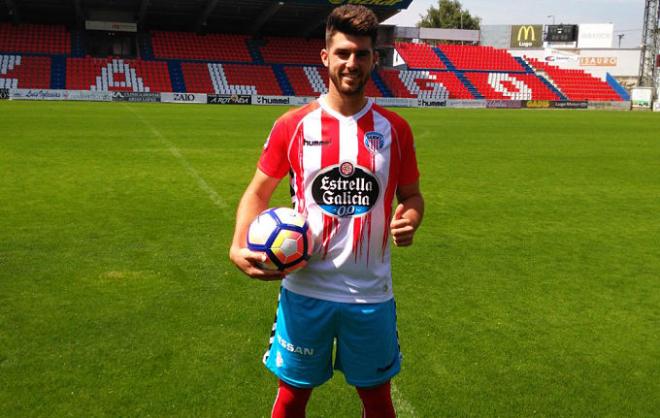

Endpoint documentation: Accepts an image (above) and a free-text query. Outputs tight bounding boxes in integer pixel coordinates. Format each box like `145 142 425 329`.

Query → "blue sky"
383 0 646 48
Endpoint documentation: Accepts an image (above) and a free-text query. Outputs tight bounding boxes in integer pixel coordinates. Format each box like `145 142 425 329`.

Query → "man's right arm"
229 168 285 280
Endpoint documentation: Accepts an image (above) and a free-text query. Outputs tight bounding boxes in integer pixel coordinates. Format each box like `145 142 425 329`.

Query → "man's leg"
271 379 313 418
356 380 396 418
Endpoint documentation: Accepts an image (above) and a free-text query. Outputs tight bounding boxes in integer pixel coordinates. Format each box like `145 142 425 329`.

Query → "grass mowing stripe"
1 102 659 417
391 381 417 418
123 103 231 215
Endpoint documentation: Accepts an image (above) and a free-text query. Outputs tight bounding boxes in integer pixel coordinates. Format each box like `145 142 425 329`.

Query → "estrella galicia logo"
311 162 380 218
363 131 387 154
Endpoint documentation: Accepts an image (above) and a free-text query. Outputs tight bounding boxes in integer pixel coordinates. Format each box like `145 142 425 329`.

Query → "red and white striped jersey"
258 96 419 303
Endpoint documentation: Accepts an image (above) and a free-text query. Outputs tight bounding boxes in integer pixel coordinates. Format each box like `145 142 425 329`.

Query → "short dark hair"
325 5 379 48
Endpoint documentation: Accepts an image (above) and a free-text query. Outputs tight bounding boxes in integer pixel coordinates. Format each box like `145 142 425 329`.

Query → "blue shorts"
263 288 401 389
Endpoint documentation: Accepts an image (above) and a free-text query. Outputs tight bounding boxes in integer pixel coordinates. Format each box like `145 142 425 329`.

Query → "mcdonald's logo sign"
511 25 543 48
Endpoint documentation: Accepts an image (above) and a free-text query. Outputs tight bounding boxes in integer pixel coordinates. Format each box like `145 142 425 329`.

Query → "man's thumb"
393 203 405 220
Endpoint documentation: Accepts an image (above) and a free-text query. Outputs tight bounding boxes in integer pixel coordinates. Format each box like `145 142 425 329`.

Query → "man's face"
321 31 377 97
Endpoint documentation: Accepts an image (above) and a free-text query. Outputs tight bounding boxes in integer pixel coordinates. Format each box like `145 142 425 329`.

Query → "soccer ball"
247 207 313 273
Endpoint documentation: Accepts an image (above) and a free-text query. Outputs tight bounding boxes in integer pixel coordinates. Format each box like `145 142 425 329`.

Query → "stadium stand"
66 58 172 92
151 31 252 62
285 66 327 96
182 62 283 95
464 72 560 100
438 44 525 72
0 23 70 55
380 69 471 99
260 37 325 65
0 22 627 102
525 57 623 101
0 54 51 89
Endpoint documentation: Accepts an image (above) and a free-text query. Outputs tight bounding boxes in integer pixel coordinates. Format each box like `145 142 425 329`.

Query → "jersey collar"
318 94 373 122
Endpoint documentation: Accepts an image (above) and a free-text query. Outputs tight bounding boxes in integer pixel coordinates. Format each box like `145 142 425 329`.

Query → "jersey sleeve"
257 118 290 179
397 119 420 186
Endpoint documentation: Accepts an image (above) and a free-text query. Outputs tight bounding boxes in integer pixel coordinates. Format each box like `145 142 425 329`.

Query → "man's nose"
346 53 358 69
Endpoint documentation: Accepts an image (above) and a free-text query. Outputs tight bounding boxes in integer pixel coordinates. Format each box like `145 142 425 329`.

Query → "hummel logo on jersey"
304 139 331 146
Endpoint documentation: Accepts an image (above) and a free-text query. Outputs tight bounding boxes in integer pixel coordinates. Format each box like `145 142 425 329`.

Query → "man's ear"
320 48 329 68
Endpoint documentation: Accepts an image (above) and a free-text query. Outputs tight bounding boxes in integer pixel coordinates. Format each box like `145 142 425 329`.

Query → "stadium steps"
438 44 525 72
167 60 186 92
431 47 455 70
395 42 446 69
453 71 483 99
272 64 295 96
514 56 535 74
370 70 393 97
247 38 265 64
50 55 66 89
517 56 567 100
533 70 567 100
137 33 154 60
606 73 631 101
70 30 85 58
535 73 567 100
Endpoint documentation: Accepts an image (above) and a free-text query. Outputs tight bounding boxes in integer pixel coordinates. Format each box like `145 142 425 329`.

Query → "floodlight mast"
639 0 660 99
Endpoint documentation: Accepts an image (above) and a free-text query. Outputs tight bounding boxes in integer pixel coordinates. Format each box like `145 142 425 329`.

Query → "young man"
229 5 424 417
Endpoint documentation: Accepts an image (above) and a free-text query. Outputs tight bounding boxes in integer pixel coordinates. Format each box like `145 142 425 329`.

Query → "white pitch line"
125 105 230 215
391 381 418 418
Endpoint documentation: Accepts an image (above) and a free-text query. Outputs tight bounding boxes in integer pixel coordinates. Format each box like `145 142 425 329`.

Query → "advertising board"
208 94 252 105
510 25 543 48
9 89 112 101
486 100 523 109
0 88 8 100
417 98 447 108
523 100 551 109
578 23 614 48
446 99 487 108
551 101 588 109
374 97 418 107
112 91 161 102
631 87 652 109
588 101 632 111
161 92 207 104
253 95 316 106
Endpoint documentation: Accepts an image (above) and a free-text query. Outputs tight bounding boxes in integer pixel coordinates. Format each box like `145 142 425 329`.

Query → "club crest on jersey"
311 162 380 218
363 131 387 153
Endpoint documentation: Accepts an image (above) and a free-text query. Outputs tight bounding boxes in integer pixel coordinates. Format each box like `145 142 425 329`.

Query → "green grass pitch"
1 101 659 417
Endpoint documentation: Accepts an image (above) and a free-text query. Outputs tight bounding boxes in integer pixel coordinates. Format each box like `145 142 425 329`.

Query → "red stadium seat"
260 37 325 65
437 44 525 72
464 72 559 100
181 62 282 95
525 57 622 101
0 23 70 54
151 31 252 62
66 58 172 92
394 42 446 70
0 54 51 88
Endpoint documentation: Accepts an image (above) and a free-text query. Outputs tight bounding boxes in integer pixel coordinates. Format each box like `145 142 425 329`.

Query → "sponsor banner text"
10 89 112 101
446 99 487 108
208 94 252 105
486 100 523 109
161 92 208 104
112 91 161 102
551 101 588 109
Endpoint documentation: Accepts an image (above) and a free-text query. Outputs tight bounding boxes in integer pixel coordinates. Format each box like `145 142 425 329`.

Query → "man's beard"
329 71 369 96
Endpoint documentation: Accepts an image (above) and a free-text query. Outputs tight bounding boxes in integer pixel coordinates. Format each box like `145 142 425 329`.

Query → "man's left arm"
390 181 424 247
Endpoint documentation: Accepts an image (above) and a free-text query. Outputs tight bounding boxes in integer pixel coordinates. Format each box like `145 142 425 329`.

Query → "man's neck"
325 87 368 117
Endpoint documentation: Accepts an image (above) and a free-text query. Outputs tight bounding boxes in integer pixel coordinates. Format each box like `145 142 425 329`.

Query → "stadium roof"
0 0 412 37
